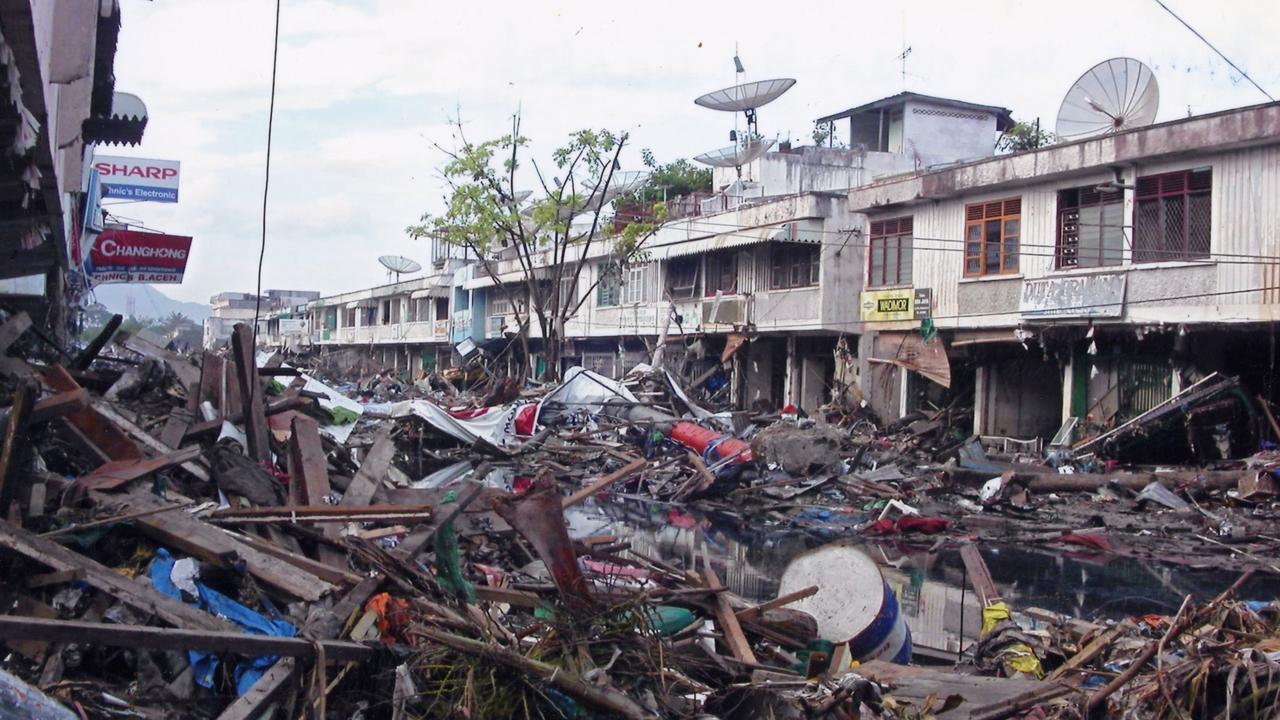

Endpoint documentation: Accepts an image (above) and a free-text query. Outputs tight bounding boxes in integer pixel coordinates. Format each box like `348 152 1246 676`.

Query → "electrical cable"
1151 0 1274 102
252 0 283 347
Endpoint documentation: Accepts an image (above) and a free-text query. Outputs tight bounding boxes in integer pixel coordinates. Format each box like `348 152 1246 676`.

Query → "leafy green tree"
998 120 1056 152
407 116 662 381
624 157 711 205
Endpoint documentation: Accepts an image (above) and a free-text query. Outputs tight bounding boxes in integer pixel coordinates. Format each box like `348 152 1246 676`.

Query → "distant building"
203 289 318 348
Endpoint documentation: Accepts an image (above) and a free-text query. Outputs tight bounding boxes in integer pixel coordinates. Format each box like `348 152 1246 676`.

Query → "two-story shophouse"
849 100 1280 447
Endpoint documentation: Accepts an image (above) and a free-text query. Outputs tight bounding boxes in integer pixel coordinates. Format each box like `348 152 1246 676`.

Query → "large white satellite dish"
378 254 422 281
694 139 775 168
695 78 797 113
1055 58 1159 142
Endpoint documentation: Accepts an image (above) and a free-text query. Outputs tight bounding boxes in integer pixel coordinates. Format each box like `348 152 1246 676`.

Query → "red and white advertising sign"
87 229 193 285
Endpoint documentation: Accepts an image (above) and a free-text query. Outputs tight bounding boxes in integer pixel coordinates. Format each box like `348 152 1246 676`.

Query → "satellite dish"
695 78 797 113
378 255 422 281
694 139 775 168
1055 58 1159 142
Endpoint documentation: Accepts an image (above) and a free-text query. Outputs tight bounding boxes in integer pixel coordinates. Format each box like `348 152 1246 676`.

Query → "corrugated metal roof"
816 91 1014 131
658 220 822 259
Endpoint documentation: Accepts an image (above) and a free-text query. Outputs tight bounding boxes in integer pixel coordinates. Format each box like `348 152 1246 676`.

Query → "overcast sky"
107 0 1280 304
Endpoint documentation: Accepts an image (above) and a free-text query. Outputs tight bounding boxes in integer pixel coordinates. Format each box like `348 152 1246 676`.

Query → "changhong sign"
87 229 193 284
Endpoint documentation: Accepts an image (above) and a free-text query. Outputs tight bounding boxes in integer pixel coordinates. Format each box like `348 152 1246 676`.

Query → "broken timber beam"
340 430 395 508
230 323 270 462
704 564 757 665
0 521 235 632
89 489 335 602
27 389 89 425
41 365 142 462
71 314 122 371
0 380 36 513
0 616 373 662
561 457 646 509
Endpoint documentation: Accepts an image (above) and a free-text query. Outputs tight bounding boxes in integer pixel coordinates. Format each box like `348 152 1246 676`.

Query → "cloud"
108 0 1280 303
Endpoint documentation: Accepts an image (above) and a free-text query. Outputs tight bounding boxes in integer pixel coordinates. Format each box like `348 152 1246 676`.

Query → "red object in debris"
514 404 537 436
669 421 752 464
1056 532 1113 552
512 475 533 494
365 592 413 644
896 516 951 534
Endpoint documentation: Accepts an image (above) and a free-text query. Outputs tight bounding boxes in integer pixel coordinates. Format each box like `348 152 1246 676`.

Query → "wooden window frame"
596 265 621 307
963 197 1021 278
666 258 700 300
769 244 820 290
1133 168 1212 263
868 217 913 287
704 251 738 297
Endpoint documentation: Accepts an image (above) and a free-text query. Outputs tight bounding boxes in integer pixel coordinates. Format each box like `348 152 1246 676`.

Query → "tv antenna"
1055 57 1159 142
378 255 422 282
897 46 912 88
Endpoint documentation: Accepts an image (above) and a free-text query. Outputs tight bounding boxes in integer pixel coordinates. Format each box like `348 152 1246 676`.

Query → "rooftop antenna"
897 46 912 89
693 49 796 177
1055 57 1159 142
378 254 422 282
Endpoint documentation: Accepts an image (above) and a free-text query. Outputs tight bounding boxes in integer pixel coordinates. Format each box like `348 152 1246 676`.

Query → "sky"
108 0 1280 305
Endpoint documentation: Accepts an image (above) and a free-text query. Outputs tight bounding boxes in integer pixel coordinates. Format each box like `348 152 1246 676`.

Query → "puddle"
567 496 1280 655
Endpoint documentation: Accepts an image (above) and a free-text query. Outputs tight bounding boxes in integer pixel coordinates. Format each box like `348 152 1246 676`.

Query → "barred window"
1133 168 1211 263
770 244 820 289
705 252 738 296
1057 187 1123 269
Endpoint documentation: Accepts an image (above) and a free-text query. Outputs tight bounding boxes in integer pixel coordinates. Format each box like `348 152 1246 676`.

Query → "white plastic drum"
778 544 912 664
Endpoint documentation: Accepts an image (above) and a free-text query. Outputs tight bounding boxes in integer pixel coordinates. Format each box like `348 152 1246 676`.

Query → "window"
489 292 513 317
769 244 820 289
1057 187 1123 268
596 264 621 307
362 307 377 326
435 298 449 321
1134 168 1211 263
964 197 1021 277
344 308 356 327
868 217 913 287
667 258 700 299
558 276 579 315
455 291 470 312
704 252 738 296
623 263 650 305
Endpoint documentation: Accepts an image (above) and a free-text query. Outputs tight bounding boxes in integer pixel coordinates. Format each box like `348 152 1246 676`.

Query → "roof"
816 91 1014 131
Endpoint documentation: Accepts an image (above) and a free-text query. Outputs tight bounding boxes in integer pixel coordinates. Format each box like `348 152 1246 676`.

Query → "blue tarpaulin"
149 548 296 695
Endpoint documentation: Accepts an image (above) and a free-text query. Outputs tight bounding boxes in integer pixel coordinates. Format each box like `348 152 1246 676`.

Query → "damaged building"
851 100 1280 459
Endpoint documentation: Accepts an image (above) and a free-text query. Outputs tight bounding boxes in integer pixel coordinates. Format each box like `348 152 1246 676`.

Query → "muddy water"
567 496 1280 654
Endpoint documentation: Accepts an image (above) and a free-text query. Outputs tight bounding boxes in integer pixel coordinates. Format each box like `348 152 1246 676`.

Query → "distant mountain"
89 284 210 322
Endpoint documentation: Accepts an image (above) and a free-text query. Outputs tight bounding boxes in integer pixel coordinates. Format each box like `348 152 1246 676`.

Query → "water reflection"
567 495 1280 655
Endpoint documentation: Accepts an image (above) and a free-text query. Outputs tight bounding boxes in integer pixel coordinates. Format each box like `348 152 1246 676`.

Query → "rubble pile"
2 311 1279 718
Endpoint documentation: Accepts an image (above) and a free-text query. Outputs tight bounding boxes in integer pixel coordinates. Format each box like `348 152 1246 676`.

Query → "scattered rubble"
2 311 1280 718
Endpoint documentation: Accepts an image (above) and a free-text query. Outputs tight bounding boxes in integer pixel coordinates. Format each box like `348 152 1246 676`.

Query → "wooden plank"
0 520 235 632
0 311 32 354
158 408 194 449
40 365 142 461
24 568 84 589
704 564 757 665
0 616 373 661
91 489 335 602
230 323 269 462
216 658 297 720
286 414 346 568
75 446 203 491
71 314 121 371
92 401 210 482
196 351 224 414
211 504 433 522
27 388 89 425
391 480 484 561
287 415 330 507
855 660 1068 720
183 395 314 441
1047 627 1121 684
735 585 819 623
561 457 646 509
221 528 364 586
960 543 1001 608
0 380 36 511
340 430 395 508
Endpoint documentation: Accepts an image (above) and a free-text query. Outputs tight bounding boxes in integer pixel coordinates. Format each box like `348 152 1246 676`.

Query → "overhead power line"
1151 0 1274 102
253 0 283 343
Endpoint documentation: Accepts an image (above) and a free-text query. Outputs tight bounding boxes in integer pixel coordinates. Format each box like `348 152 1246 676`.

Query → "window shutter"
1003 198 1021 216
1188 168 1212 191
966 204 984 221
870 220 885 236
1136 175 1160 197
901 217 913 234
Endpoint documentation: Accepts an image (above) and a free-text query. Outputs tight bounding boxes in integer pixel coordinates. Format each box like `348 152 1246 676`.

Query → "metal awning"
410 287 451 300
659 220 823 259
345 299 376 309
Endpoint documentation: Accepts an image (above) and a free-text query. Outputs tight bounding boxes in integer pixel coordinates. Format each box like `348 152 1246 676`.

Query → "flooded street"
570 495 1280 658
